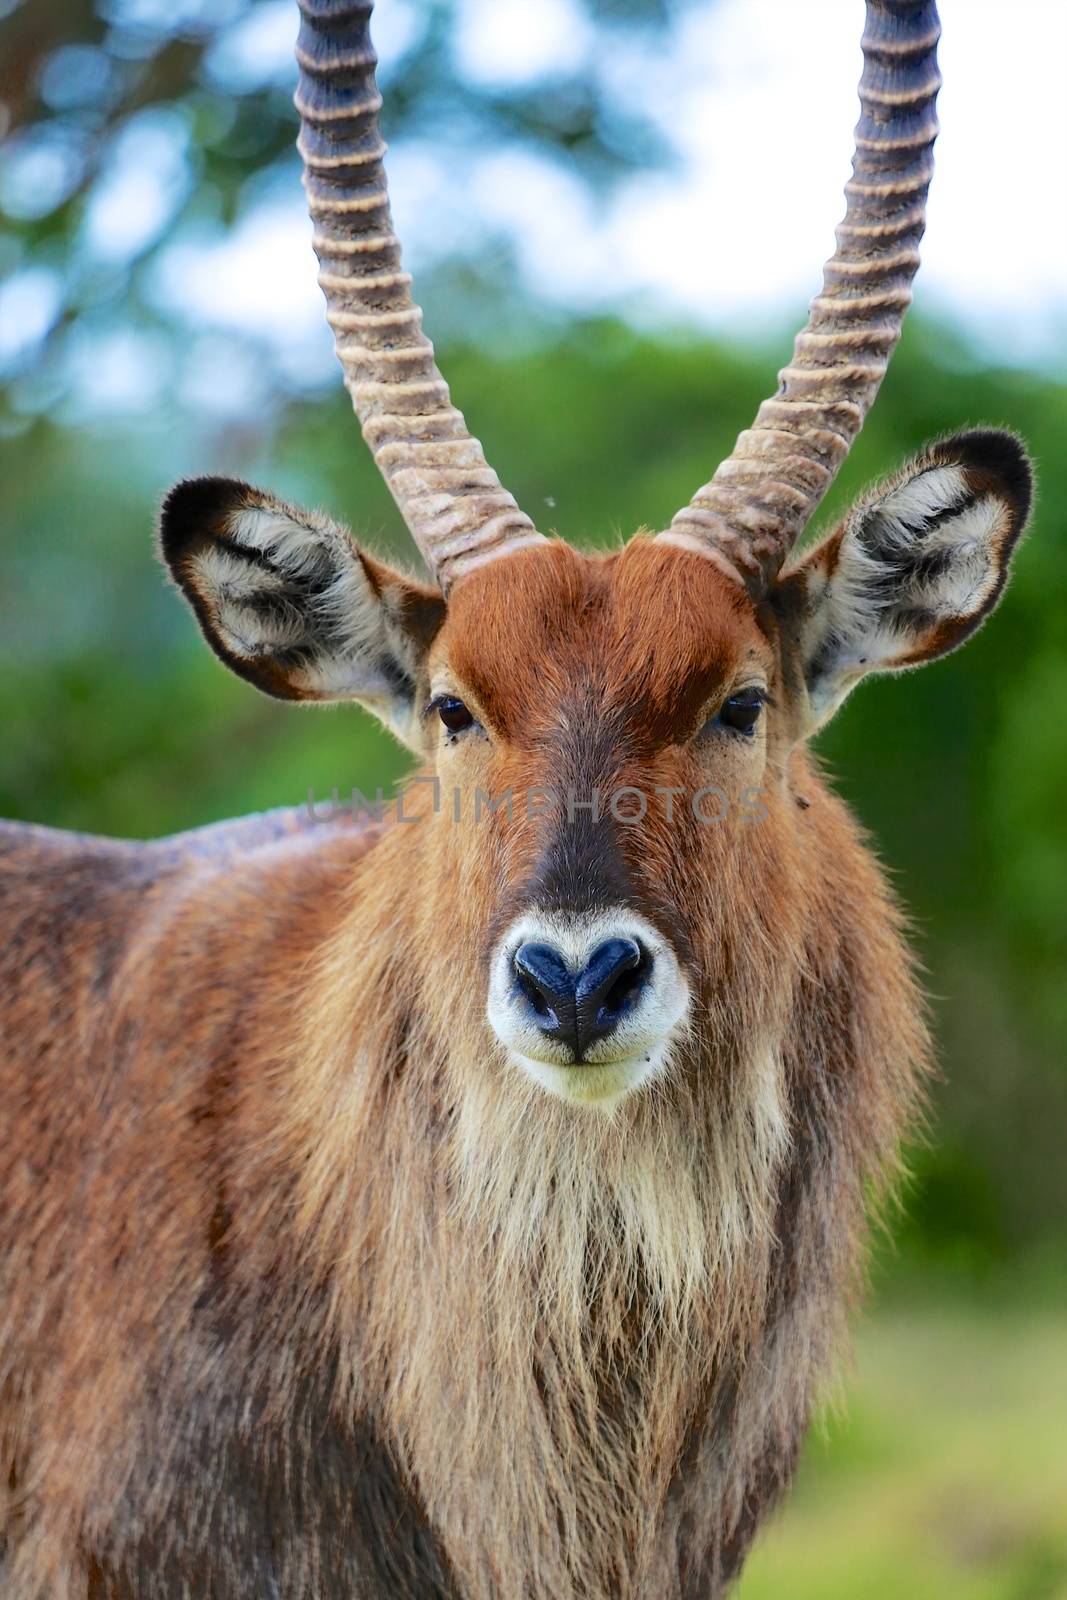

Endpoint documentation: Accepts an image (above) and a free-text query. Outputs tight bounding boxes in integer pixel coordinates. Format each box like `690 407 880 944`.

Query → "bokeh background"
2 0 1065 1592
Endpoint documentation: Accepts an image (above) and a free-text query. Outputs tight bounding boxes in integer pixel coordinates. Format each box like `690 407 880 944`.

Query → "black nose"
512 937 650 1062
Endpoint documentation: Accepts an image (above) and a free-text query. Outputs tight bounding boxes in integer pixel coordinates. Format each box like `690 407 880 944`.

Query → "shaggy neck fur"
2 767 928 1600
255 794 887 1600
281 1003 787 1597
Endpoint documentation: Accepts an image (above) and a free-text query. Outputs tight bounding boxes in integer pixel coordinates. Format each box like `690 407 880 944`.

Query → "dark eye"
436 696 474 735
718 688 764 736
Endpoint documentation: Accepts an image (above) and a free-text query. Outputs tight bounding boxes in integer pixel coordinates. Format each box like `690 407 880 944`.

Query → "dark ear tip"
157 475 256 565
936 428 1035 528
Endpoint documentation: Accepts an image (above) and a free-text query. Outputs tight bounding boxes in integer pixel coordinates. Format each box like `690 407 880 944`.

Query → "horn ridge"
295 0 543 590
663 0 941 594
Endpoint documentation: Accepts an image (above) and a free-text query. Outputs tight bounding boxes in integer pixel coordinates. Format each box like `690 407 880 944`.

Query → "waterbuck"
0 1 1034 1595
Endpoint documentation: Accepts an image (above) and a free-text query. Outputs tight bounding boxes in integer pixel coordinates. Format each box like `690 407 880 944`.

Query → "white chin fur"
488 908 690 1108
506 1044 672 1111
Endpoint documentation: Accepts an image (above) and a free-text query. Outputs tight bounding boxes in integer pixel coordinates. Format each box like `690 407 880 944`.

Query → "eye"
436 696 475 735
717 687 764 736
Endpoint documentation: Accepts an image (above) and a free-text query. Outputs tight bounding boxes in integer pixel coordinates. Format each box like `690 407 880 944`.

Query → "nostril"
522 982 553 1021
601 953 649 1017
512 942 575 1032
514 969 550 1020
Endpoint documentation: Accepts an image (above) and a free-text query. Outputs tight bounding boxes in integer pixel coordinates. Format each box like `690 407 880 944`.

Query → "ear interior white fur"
799 458 1017 730
191 503 428 745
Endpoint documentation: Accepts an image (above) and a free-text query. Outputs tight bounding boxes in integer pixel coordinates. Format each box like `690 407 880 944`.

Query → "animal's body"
0 1 1037 1596
1 684 920 1599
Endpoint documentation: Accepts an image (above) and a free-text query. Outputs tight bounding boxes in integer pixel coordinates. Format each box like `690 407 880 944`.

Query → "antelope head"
160 0 1032 1110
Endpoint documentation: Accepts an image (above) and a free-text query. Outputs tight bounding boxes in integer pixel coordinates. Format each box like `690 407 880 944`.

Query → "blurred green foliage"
740 1305 1067 1599
1 315 1065 1274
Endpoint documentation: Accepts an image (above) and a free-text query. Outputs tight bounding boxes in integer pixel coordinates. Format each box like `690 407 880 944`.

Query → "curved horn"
295 0 544 591
662 0 942 593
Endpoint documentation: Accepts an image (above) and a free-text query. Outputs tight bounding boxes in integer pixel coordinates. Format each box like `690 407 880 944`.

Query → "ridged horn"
661 0 942 594
295 0 544 592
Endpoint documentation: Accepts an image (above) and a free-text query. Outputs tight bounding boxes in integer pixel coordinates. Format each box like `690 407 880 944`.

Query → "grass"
738 1304 1067 1600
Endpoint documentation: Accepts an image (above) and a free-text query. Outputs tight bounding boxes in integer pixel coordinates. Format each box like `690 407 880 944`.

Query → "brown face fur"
413 539 806 1090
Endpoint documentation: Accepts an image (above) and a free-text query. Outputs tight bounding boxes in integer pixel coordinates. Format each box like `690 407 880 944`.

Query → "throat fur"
357 1036 788 1600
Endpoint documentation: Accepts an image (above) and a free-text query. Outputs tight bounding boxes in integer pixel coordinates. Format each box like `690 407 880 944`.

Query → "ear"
784 430 1034 732
158 477 445 751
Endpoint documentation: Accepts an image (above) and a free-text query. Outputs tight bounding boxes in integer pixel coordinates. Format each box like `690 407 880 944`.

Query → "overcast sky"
159 0 1066 382
581 0 1067 358
5 0 1063 420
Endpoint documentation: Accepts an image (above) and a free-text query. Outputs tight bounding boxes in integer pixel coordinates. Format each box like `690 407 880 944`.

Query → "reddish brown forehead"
438 536 768 742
